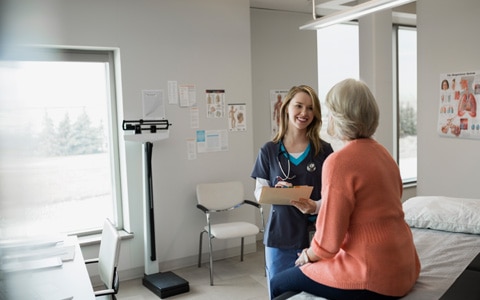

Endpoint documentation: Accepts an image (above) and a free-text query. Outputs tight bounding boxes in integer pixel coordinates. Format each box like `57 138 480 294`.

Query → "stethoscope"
277 142 316 181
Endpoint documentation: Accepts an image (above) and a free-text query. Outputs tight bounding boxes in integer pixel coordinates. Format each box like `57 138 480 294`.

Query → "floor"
116 241 269 300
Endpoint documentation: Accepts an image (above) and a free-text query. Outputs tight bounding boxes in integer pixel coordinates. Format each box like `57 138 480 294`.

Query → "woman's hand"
295 248 319 266
291 197 316 214
295 248 311 266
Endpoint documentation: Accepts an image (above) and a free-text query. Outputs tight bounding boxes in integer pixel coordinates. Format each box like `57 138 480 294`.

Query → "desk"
0 235 95 300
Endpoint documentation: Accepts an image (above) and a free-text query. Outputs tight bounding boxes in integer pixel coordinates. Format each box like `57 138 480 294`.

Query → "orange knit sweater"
301 139 420 297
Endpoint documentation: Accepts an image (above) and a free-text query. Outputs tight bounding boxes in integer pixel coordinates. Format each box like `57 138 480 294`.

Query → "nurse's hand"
291 197 316 214
274 180 293 188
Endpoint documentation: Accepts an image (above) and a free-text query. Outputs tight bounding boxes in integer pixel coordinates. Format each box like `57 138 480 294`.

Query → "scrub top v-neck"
251 140 333 249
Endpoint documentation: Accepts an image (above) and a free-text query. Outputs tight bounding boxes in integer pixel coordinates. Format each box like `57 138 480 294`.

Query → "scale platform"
142 272 189 298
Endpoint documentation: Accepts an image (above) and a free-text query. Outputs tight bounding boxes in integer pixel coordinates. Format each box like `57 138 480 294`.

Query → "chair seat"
206 222 259 239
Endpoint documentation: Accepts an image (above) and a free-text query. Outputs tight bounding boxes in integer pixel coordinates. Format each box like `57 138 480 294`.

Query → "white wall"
250 8 319 226
2 0 255 280
359 11 395 155
416 0 480 198
250 8 318 153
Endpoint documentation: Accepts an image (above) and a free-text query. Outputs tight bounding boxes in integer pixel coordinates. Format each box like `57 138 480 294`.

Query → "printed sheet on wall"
438 71 479 139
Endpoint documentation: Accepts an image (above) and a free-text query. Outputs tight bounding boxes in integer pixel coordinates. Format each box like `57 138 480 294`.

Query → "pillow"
403 196 480 234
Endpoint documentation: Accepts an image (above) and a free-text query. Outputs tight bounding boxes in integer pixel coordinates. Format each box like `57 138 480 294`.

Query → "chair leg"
198 230 205 267
240 237 244 262
263 243 266 277
208 233 214 286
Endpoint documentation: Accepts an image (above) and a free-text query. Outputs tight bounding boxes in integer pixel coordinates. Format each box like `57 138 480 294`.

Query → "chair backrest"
98 218 121 290
196 181 244 210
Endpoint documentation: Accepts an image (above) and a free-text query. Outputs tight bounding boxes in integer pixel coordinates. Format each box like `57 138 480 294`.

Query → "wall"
2 0 255 279
250 8 319 230
416 0 480 199
250 8 318 153
359 11 395 155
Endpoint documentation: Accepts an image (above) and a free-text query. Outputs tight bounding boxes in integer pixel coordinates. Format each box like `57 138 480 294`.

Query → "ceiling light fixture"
300 0 416 30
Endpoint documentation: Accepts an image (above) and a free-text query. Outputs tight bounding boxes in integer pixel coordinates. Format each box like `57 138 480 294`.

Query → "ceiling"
249 0 416 18
250 0 314 14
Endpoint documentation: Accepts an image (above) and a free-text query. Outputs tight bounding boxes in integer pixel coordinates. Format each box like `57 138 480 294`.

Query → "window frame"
1 46 125 235
394 25 418 185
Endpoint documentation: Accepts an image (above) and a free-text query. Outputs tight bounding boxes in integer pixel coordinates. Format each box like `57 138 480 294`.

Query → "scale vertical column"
143 141 158 275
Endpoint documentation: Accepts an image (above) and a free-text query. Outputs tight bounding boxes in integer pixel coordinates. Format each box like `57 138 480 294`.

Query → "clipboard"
259 186 313 205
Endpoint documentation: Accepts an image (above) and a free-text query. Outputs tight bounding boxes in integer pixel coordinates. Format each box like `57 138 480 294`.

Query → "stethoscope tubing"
276 141 316 182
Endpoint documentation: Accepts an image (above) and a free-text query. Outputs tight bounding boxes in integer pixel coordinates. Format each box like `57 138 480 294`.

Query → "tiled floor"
117 242 268 300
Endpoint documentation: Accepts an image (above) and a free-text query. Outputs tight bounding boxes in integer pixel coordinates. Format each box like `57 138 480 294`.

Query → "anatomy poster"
228 103 247 131
270 90 288 136
206 89 225 118
438 71 479 139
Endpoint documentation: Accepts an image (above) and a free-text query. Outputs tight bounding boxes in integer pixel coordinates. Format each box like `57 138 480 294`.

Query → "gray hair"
325 78 379 140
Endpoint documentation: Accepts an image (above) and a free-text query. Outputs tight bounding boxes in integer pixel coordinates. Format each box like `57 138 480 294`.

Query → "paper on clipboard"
259 186 313 205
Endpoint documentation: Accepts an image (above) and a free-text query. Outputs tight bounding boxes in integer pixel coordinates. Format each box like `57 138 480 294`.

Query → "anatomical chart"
206 89 225 118
270 90 288 137
437 71 480 139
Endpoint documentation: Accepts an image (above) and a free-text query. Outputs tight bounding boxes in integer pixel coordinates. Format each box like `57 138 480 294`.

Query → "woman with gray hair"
271 79 420 300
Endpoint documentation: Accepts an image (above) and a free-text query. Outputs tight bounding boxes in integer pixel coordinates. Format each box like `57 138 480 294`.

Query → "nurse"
251 85 333 298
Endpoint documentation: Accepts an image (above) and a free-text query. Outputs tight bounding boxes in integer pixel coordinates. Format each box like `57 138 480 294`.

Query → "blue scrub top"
251 140 333 249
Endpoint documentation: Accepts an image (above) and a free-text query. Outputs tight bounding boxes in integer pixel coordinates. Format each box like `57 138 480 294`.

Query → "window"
0 48 122 238
396 26 417 183
317 23 417 183
317 23 359 151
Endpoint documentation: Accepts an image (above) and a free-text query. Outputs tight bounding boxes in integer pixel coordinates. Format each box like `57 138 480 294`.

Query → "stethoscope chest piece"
307 162 316 172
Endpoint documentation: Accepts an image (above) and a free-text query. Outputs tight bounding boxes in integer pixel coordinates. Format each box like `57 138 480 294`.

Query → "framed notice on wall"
437 71 479 139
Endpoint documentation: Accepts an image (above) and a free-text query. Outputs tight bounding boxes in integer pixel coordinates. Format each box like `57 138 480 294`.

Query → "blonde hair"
272 85 324 155
325 78 379 140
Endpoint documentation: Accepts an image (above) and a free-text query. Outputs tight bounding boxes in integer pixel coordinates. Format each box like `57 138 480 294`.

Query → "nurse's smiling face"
287 91 314 131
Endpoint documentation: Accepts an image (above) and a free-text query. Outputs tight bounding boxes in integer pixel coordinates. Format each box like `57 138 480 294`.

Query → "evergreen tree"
399 103 417 137
37 110 107 156
57 113 72 155
37 111 57 156
71 109 93 154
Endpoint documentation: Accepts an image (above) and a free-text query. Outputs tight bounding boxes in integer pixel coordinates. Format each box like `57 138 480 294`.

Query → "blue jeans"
265 246 301 299
271 266 400 300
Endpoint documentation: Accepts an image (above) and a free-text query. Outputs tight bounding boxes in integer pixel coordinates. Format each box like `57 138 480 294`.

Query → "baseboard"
90 266 144 287
159 241 258 271
90 242 260 287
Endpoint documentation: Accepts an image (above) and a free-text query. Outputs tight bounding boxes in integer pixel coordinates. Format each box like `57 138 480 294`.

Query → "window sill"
403 181 417 189
77 230 134 247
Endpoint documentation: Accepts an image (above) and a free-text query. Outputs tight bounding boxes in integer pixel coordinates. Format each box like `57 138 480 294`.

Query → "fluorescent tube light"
300 0 416 30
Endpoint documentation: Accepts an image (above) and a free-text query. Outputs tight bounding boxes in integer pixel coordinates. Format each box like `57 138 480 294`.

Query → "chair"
85 218 121 299
196 180 264 286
